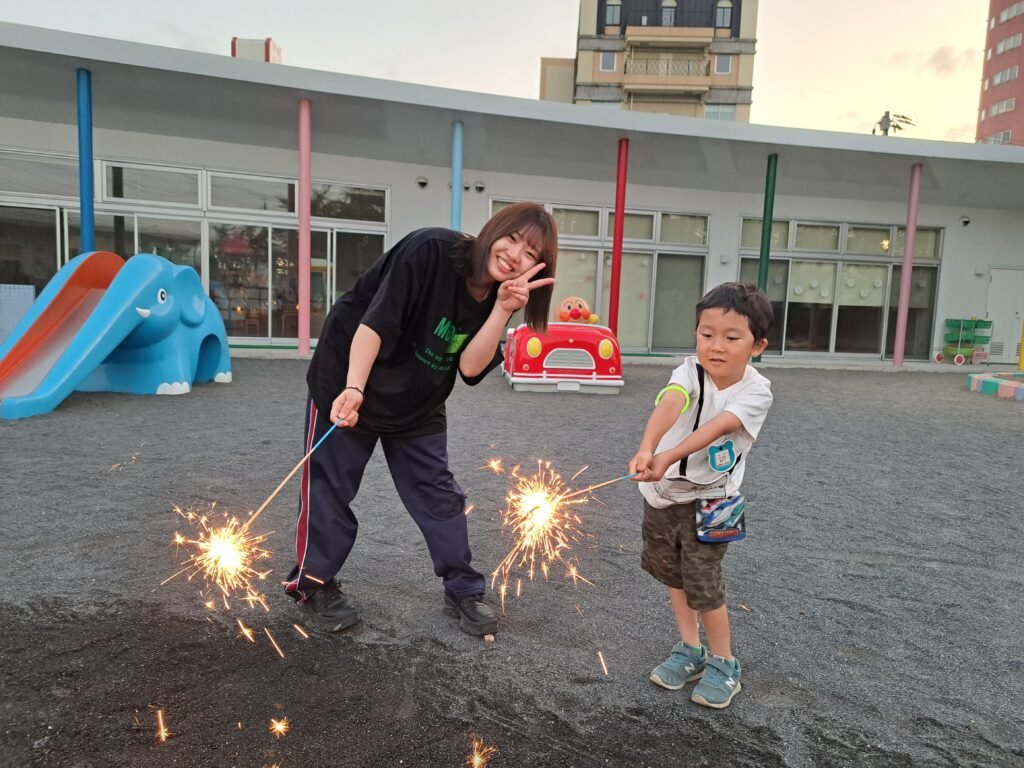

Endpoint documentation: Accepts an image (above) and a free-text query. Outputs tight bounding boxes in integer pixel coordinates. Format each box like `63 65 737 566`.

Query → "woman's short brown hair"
451 202 558 331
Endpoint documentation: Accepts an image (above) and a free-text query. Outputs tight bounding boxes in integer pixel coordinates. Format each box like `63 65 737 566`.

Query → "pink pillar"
298 98 311 356
608 138 629 337
892 163 923 368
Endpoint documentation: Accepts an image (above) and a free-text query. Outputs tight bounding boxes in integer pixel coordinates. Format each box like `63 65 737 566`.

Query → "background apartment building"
540 0 757 121
978 0 1024 145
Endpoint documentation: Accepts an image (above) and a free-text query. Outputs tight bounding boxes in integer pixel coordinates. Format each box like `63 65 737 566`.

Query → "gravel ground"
1 358 1022 768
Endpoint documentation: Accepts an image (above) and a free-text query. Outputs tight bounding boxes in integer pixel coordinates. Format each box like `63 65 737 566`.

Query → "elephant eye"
157 288 168 304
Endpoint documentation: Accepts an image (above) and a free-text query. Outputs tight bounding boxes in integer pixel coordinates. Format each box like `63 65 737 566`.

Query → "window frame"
100 160 202 209
599 51 617 72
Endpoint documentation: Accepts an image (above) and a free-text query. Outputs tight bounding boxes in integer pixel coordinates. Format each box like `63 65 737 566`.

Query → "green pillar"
755 154 778 362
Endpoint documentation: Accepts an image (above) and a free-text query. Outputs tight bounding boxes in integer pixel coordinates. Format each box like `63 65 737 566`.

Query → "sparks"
597 650 609 676
155 709 169 743
466 737 497 768
237 619 255 642
464 503 476 517
480 458 504 474
293 623 309 639
264 627 285 658
163 503 273 602
566 561 594 587
269 717 290 738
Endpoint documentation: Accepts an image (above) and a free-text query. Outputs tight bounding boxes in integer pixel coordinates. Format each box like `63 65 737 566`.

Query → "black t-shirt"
307 228 503 436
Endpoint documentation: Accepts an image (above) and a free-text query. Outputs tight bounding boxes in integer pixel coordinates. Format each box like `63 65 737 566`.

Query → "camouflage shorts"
640 500 728 611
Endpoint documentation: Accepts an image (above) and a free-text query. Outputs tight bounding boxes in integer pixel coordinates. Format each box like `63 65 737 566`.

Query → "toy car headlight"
526 336 543 358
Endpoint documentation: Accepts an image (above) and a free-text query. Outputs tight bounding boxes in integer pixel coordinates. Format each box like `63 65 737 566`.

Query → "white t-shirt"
639 356 773 509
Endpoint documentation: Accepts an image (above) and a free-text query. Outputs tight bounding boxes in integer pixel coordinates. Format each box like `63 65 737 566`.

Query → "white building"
1 23 1023 363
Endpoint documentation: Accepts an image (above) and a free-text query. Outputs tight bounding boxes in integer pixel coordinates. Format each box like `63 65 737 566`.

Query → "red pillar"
892 163 922 368
298 98 311 356
608 138 629 336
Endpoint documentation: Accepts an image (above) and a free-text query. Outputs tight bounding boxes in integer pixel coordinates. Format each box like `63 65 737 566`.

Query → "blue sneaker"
691 655 742 708
649 642 707 690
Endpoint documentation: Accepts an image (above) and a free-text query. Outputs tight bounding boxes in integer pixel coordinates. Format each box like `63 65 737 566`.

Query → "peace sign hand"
496 262 556 315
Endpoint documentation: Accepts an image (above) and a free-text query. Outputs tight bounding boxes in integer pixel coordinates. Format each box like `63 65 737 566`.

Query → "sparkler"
269 718 290 738
155 709 169 743
163 503 273 603
466 737 497 768
490 462 638 594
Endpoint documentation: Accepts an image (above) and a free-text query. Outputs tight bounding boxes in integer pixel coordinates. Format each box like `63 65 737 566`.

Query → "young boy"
629 282 773 709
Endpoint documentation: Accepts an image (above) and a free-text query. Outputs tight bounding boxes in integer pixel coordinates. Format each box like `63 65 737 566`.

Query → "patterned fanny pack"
696 494 747 543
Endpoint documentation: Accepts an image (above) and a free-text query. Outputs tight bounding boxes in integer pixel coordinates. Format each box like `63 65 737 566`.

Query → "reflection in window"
651 254 703 349
67 212 134 259
601 252 652 349
335 232 384 297
715 0 733 28
834 263 888 353
0 153 79 197
554 208 600 237
272 228 301 339
209 225 269 338
311 184 385 222
0 205 59 297
846 226 891 255
210 175 295 212
309 232 330 340
741 219 789 250
794 223 840 251
894 227 940 260
660 213 707 245
606 0 621 25
739 258 787 352
885 266 937 360
607 211 654 240
138 218 202 272
552 250 599 321
106 165 199 205
784 261 836 352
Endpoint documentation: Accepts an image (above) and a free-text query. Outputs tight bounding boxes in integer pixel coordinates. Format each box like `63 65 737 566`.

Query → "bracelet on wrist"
345 385 363 395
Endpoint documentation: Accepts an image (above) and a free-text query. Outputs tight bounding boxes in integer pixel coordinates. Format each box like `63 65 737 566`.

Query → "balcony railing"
625 58 709 77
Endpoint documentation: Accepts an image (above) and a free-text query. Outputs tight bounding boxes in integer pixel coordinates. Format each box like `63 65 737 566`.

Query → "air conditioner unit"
641 15 648 25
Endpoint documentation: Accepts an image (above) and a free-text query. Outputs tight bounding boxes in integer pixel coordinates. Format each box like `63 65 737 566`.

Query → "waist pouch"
696 494 746 543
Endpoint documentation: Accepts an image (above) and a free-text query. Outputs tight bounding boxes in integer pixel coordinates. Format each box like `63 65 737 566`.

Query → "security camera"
959 216 971 227
473 181 486 193
415 176 428 188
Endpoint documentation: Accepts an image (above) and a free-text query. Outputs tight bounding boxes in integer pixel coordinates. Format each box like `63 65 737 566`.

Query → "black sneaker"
443 592 498 636
298 581 360 632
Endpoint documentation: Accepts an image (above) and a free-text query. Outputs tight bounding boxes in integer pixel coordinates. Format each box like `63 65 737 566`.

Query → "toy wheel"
933 352 945 363
954 353 967 366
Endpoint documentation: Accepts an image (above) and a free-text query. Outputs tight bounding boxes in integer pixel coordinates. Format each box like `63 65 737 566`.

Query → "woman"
286 202 557 637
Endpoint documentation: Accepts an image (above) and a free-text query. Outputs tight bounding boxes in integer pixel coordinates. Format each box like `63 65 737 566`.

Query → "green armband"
654 384 691 415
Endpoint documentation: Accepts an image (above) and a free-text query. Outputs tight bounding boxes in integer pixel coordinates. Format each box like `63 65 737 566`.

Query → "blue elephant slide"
0 251 231 420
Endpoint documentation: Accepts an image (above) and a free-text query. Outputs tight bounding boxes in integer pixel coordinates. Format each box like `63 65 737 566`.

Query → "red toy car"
502 322 624 394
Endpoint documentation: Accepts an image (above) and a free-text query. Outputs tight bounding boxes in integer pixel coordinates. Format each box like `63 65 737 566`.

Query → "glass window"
491 200 518 215
741 219 789 250
601 251 653 349
334 232 384 297
739 258 787 352
105 165 199 205
311 183 385 222
715 0 733 28
605 1 621 25
599 52 617 72
661 7 675 26
893 227 940 260
846 226 891 255
651 254 703 349
0 205 59 298
137 218 202 272
794 223 840 251
309 230 330 339
67 212 135 259
660 213 707 246
210 175 295 212
209 224 269 338
714 55 732 75
0 153 80 197
705 104 737 121
552 249 600 320
885 266 937 360
553 207 600 237
271 228 301 339
784 261 836 352
607 211 654 240
834 263 888 353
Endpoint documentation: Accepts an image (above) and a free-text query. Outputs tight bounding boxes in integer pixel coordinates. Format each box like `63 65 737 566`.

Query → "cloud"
920 46 980 78
888 51 914 67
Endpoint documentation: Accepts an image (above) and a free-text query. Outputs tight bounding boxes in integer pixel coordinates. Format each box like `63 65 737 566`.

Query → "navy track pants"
285 397 484 600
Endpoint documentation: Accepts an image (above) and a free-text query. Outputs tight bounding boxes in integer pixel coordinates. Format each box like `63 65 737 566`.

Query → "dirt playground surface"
1 359 1022 767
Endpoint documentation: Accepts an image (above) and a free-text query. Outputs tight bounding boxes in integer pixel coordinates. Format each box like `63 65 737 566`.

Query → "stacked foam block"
967 371 1024 400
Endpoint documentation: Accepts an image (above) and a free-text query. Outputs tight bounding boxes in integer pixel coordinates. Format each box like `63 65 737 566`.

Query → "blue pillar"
76 68 95 253
450 120 463 230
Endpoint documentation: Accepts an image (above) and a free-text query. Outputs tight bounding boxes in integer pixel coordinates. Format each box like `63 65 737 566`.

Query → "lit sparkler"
163 503 273 603
269 717 290 738
479 458 504 474
155 709 169 743
237 619 256 642
466 737 497 768
264 627 285 658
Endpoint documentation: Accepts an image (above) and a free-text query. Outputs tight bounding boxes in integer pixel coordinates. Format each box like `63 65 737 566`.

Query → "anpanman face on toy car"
557 296 599 324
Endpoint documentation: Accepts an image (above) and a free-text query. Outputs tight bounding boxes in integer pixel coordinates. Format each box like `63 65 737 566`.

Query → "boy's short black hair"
695 282 773 341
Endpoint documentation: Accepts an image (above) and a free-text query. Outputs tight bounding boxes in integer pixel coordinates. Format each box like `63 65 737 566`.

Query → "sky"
0 0 991 143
